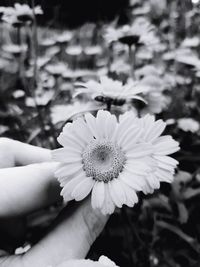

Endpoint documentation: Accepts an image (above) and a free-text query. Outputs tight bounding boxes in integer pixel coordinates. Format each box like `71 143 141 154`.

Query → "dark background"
0 0 129 27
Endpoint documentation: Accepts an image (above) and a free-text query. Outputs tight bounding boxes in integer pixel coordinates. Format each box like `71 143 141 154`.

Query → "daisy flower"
2 44 27 56
105 18 154 47
177 118 200 133
1 4 43 24
52 110 179 214
74 77 147 106
55 31 73 44
45 63 68 77
53 255 119 267
142 91 170 114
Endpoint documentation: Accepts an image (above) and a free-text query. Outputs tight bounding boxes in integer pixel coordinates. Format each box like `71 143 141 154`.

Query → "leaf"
27 128 41 143
182 188 200 200
177 202 188 224
175 171 192 184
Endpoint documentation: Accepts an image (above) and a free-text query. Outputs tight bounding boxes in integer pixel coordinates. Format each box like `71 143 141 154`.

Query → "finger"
0 162 61 217
22 199 109 267
0 138 51 168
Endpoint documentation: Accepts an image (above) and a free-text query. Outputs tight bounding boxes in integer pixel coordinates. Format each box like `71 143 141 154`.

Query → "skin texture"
0 138 109 267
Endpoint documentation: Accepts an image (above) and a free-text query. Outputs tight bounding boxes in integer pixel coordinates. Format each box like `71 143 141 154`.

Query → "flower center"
82 140 126 182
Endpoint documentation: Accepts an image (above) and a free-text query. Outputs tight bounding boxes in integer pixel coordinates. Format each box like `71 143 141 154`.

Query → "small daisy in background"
177 118 200 133
74 77 148 109
52 110 179 215
104 18 155 47
1 3 43 25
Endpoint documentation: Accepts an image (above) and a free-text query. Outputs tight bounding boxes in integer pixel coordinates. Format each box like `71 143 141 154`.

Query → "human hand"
0 138 108 267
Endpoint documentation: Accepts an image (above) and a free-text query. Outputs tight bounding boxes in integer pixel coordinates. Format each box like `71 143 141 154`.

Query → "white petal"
71 177 94 201
105 114 118 140
109 179 126 208
117 124 143 148
85 113 99 138
98 256 117 267
52 148 81 162
113 113 136 142
55 163 83 178
154 136 180 155
153 155 179 167
58 132 85 150
120 181 138 207
126 143 153 158
96 110 108 139
61 173 85 201
144 120 166 142
72 118 93 144
91 181 105 209
156 169 174 183
146 173 160 191
124 160 150 175
101 185 115 215
119 171 145 191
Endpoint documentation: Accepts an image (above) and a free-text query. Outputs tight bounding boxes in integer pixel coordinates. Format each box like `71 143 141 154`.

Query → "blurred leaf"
177 202 188 224
182 188 200 200
27 128 41 143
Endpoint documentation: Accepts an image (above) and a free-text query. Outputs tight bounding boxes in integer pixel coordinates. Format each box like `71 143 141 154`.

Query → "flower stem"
106 100 112 111
30 0 51 146
128 44 136 79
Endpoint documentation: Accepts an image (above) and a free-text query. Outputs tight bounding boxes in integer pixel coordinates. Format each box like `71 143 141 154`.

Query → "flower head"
55 255 119 267
177 118 200 133
45 63 68 77
55 31 73 44
74 77 147 106
1 4 43 25
105 18 155 47
52 110 179 214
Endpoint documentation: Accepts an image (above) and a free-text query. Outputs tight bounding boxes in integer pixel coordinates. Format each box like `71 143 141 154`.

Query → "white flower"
177 118 200 133
52 110 179 214
84 45 102 56
105 18 155 47
181 37 200 48
45 63 68 76
104 27 120 44
74 77 147 105
110 59 131 75
53 255 118 267
98 256 118 266
143 91 170 114
2 44 27 55
1 4 43 24
65 46 83 56
55 31 73 44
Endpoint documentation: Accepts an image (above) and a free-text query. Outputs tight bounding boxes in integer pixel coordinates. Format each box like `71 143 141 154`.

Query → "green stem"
106 100 112 111
128 44 136 79
30 0 50 145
